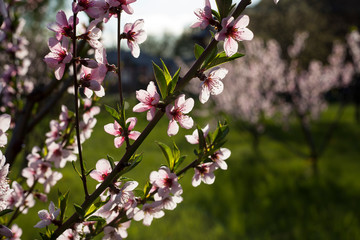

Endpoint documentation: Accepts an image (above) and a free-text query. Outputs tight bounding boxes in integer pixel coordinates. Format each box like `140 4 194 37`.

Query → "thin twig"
72 9 89 198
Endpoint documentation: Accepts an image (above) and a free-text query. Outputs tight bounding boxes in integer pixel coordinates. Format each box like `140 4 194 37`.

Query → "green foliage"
215 0 233 19
156 141 186 172
152 60 181 99
0 209 13 217
58 190 69 222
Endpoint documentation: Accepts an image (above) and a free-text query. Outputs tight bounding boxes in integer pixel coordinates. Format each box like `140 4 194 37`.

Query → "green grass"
8 99 360 240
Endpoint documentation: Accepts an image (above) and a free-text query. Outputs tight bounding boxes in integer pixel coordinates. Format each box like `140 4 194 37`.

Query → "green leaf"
168 67 181 95
104 104 121 123
161 59 172 85
71 161 82 178
58 190 69 222
74 204 85 218
40 233 51 240
143 181 152 198
215 0 232 19
174 155 186 171
0 209 13 217
197 127 207 151
211 9 221 22
86 216 106 223
156 141 174 169
152 61 167 98
107 155 116 170
203 45 219 69
194 44 205 59
121 154 143 174
206 52 244 69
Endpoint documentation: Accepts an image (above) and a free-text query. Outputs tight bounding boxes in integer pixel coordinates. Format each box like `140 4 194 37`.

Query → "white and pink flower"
0 113 11 147
185 124 210 145
149 166 182 197
90 159 112 182
199 68 228 104
215 15 254 57
210 148 231 170
34 201 60 228
165 94 194 136
133 81 160 121
123 19 147 58
191 0 213 30
47 10 78 41
192 162 217 187
104 117 141 148
44 37 72 80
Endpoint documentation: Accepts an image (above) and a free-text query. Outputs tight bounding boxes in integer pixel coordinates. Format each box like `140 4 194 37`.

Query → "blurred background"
2 0 360 239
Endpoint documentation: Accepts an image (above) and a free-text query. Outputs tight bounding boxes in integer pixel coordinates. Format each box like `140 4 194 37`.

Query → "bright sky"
67 0 261 47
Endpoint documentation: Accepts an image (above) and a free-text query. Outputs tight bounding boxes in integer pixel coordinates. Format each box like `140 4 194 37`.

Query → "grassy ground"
8 97 360 240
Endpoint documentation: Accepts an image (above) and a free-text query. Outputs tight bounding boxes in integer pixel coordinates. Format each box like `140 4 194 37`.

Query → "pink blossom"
0 114 11 147
45 120 61 144
165 94 194 136
95 47 110 78
90 159 112 182
0 225 12 238
185 124 210 144
57 228 79 240
42 171 63 193
80 113 97 143
215 15 254 57
44 37 72 80
191 0 213 29
103 221 131 240
0 151 12 211
82 19 103 49
47 10 78 41
104 117 141 148
73 0 106 19
8 224 22 240
210 148 231 170
154 193 183 210
7 181 35 213
46 142 77 168
59 105 71 130
107 0 136 14
34 201 60 228
192 162 217 187
123 19 147 58
133 201 165 226
149 166 182 197
199 67 228 104
133 81 160 121
79 65 105 98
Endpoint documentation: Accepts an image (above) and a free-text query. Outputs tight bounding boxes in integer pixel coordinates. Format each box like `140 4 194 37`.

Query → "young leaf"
194 44 205 59
168 67 181 95
203 45 218 70
86 216 106 224
104 104 121 123
143 181 152 198
74 204 85 218
211 9 221 22
174 155 186 171
121 154 143 174
206 52 244 70
0 209 13 217
215 0 233 19
156 141 174 169
152 61 167 99
107 154 116 170
161 59 172 85
58 190 69 222
197 127 207 151
71 161 82 178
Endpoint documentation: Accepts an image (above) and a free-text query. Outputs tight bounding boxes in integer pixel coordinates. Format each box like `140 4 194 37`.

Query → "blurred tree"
247 0 360 65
